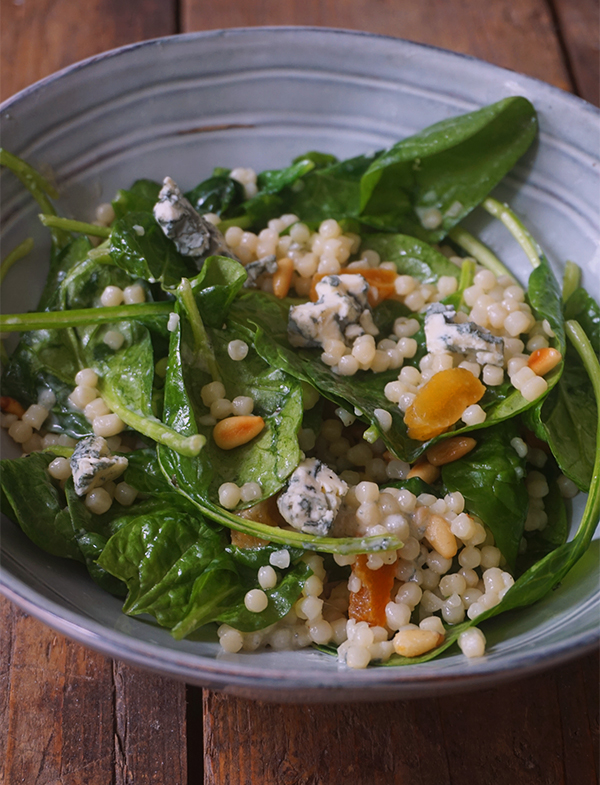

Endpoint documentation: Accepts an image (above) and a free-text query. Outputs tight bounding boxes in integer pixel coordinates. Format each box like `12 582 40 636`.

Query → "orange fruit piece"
405 367 486 442
231 497 285 548
348 554 396 627
309 267 397 307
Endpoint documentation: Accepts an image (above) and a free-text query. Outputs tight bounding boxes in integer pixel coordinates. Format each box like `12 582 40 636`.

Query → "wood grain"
181 0 573 92
550 0 600 105
202 650 599 785
0 596 187 785
0 0 177 102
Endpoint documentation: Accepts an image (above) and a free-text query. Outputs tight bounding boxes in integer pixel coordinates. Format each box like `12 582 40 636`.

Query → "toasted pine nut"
527 347 562 376
213 415 265 450
273 258 294 299
393 628 444 657
426 514 458 559
407 460 440 484
426 436 477 466
0 396 25 418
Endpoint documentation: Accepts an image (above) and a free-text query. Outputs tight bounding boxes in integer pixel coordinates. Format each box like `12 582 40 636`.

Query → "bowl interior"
1 29 598 700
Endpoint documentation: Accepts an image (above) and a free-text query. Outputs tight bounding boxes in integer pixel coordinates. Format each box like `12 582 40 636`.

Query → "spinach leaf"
442 422 528 570
360 97 537 241
110 211 198 289
0 453 81 560
361 233 461 283
185 175 245 215
191 255 247 328
38 236 93 311
112 179 161 219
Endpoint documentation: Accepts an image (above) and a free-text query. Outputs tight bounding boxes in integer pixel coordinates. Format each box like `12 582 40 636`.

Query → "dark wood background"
1 1 598 782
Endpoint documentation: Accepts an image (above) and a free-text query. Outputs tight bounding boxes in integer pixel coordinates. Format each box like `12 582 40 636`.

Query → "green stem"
39 214 110 238
0 302 173 332
565 320 600 542
448 226 513 279
562 261 580 303
178 278 221 382
100 388 206 458
0 238 34 285
217 215 252 231
482 197 542 269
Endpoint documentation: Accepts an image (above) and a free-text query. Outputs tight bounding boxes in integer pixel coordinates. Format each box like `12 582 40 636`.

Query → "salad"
0 96 598 668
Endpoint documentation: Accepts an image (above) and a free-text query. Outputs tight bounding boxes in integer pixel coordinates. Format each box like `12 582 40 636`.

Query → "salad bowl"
0 28 598 701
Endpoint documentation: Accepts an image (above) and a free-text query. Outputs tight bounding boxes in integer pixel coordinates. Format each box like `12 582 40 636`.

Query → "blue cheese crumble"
277 457 348 536
243 255 278 288
153 176 236 260
70 435 128 496
425 303 504 366
287 274 371 349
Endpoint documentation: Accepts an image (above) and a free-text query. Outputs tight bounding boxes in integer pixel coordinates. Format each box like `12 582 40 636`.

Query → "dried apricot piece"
231 497 285 547
404 368 485 442
348 554 396 627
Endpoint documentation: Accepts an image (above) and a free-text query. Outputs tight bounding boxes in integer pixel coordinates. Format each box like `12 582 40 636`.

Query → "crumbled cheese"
243 255 278 288
277 458 348 536
288 274 373 349
425 303 504 366
70 435 128 496
167 312 180 332
153 176 237 261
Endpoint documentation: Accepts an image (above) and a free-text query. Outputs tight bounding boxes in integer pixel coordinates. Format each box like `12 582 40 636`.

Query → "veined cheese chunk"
243 255 278 288
425 303 504 366
70 435 128 496
277 457 348 536
288 274 372 349
153 176 236 261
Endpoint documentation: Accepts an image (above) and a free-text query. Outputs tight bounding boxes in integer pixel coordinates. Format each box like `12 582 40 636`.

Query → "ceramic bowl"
1 28 598 701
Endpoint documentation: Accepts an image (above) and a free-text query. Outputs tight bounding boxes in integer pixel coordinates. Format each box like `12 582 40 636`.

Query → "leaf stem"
448 226 512 278
39 214 110 238
0 238 34 285
178 278 221 382
0 301 173 332
101 389 206 458
562 261 581 303
482 198 542 269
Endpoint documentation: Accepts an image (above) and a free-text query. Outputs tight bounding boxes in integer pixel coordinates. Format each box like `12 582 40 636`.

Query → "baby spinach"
185 174 245 216
361 233 461 283
112 179 161 219
442 422 528 570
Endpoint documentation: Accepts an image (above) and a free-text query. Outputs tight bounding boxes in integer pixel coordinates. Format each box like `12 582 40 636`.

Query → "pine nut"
273 257 294 299
393 628 444 657
426 514 458 559
213 415 265 450
426 436 477 466
407 460 440 484
527 347 562 376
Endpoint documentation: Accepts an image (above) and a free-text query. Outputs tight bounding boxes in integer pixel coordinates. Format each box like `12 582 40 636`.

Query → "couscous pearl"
229 396 253 416
114 482 138 506
225 226 244 247
258 565 278 590
404 291 426 312
419 616 445 635
219 482 240 509
474 269 497 291
228 340 249 361
397 337 418 358
336 355 359 376
458 628 486 658
482 364 504 386
303 574 324 597
84 397 110 421
355 481 379 504
480 545 502 569
200 382 226 407
309 620 333 645
346 645 371 669
48 457 72 480
521 375 548 402
270 549 291 569
103 330 125 351
385 601 411 630
440 574 467 597
93 414 125 437
42 433 60 448
504 310 533 337
22 403 48 430
210 398 233 419
244 589 269 613
450 512 477 540
557 474 579 498
299 596 323 620
100 286 124 307
461 404 486 426
240 481 261 502
85 488 112 515
95 202 115 225
75 368 99 387
395 582 422 608
219 628 244 653
507 356 529 376
123 284 146 304
373 408 392 432
69 385 98 409
459 546 481 569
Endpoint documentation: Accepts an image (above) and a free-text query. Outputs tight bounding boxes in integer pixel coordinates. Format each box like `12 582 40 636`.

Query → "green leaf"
112 179 161 219
185 175 245 216
361 233 461 283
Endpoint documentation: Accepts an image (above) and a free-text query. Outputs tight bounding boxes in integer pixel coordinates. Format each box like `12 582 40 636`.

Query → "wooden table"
1 2 598 783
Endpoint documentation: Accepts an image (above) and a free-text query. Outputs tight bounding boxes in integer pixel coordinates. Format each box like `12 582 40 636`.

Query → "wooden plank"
202 651 599 785
0 0 178 102
0 596 187 784
181 0 573 92
550 0 600 105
